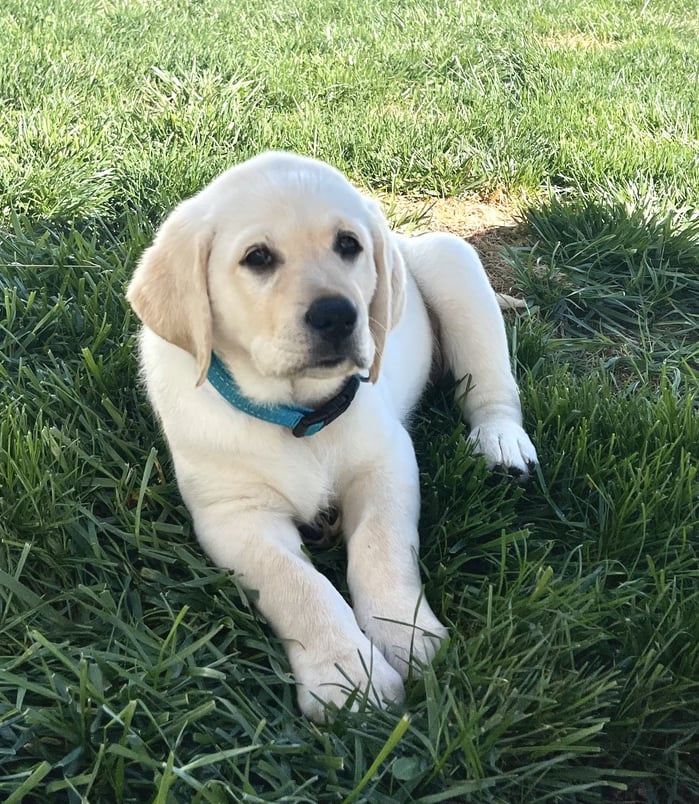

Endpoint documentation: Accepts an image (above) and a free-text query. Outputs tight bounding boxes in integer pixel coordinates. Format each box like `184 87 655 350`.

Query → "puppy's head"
127 152 406 387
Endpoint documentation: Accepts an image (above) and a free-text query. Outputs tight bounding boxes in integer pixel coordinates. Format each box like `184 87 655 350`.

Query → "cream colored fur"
127 152 538 722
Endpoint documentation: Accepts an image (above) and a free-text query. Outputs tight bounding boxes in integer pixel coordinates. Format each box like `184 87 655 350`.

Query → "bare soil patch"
383 194 530 295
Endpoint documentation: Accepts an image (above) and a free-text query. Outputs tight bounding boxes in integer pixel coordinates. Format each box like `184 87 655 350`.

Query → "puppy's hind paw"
468 420 538 480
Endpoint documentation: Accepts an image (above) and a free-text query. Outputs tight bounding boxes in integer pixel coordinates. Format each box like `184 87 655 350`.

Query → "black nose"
305 296 357 343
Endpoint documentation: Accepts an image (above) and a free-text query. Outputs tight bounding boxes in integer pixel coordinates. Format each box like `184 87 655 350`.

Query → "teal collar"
207 353 365 437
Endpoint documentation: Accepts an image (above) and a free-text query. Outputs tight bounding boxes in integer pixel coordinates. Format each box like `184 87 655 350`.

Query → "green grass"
1 0 698 800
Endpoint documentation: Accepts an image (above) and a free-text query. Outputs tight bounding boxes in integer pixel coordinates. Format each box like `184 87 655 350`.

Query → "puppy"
127 152 538 721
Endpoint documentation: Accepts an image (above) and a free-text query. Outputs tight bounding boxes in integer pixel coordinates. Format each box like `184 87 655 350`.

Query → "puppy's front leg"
191 505 404 721
341 426 447 678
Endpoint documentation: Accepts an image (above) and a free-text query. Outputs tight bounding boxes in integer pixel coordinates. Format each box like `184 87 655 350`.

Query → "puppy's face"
205 168 378 379
127 152 406 388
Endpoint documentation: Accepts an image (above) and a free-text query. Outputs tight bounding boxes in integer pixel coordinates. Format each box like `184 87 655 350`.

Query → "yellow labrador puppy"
127 152 537 721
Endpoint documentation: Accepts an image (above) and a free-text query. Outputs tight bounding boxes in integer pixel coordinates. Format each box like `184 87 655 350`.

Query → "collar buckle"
292 375 361 437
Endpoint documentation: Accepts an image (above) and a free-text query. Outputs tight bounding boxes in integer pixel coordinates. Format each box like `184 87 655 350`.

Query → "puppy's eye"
241 245 278 270
334 232 362 260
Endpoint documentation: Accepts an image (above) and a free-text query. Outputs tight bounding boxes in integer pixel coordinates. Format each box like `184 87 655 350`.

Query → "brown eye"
241 245 278 270
334 232 362 260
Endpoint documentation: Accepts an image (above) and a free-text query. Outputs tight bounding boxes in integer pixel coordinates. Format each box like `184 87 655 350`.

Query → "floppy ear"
366 201 407 383
126 201 213 385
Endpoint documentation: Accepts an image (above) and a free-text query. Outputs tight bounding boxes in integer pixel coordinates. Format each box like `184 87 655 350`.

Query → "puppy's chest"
260 436 343 524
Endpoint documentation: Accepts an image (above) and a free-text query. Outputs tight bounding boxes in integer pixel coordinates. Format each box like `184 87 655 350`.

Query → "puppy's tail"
496 293 528 311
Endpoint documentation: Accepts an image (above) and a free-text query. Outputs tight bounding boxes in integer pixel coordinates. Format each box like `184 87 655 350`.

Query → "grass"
1 0 698 800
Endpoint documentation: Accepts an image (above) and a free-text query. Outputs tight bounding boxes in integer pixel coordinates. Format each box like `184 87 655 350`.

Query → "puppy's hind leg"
399 232 538 477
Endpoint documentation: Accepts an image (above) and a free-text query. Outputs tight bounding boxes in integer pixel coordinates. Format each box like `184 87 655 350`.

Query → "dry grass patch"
539 31 620 51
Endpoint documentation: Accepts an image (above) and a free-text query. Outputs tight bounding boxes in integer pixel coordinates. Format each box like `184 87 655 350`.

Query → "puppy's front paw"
358 599 448 679
292 641 405 722
468 420 538 479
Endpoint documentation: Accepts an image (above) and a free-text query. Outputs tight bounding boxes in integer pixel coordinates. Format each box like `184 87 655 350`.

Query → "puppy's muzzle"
305 296 357 347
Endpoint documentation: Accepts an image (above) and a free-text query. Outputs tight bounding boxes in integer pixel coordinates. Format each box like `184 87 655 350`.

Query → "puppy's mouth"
302 356 356 379
316 356 345 369
304 338 367 373
250 334 370 381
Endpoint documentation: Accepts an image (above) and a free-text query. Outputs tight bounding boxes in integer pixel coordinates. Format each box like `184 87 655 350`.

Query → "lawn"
1 0 698 801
